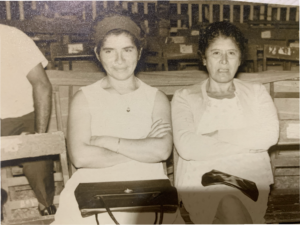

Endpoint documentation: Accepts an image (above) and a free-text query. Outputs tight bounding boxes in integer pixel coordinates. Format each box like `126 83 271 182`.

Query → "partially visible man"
0 24 56 216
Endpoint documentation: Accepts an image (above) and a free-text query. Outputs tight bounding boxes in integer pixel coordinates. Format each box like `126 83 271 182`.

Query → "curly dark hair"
199 21 246 63
91 6 146 54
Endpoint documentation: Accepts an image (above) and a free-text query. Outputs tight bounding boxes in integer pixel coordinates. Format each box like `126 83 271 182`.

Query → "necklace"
123 91 133 113
109 77 138 113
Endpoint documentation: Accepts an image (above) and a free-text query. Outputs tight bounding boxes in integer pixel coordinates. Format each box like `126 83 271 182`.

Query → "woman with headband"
51 8 183 224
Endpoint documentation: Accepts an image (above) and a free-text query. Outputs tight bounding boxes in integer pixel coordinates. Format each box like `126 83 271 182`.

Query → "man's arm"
27 63 52 133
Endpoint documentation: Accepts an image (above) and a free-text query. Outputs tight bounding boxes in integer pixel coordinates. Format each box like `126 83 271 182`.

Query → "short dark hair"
199 21 246 63
91 6 145 54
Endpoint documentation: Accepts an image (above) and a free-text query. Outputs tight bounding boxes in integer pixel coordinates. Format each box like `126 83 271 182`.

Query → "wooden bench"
2 69 298 224
46 69 299 224
1 132 69 225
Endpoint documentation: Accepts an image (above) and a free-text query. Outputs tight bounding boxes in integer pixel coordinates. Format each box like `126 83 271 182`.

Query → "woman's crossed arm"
68 90 173 169
90 91 173 163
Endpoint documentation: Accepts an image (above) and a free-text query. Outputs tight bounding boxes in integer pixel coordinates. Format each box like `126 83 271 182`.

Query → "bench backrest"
47 70 299 134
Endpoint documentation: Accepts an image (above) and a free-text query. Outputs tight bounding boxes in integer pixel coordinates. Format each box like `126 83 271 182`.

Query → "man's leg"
23 160 55 209
1 112 55 214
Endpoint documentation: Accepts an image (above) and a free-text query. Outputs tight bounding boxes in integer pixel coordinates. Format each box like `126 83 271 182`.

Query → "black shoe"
40 205 56 216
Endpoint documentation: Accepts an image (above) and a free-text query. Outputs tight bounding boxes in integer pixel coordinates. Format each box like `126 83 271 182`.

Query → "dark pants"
1 112 55 207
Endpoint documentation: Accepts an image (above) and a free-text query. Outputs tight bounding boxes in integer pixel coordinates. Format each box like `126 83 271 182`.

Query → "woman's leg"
212 195 253 224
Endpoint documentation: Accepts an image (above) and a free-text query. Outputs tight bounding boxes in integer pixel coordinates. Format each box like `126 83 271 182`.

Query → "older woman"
52 9 183 224
172 21 279 224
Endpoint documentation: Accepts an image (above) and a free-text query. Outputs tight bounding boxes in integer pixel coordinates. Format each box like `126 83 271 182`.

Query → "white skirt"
52 160 183 224
176 151 273 224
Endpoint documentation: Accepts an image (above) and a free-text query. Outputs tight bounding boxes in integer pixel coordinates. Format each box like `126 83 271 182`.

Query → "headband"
94 15 141 45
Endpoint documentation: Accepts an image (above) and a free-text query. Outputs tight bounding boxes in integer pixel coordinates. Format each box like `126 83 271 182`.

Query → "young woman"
52 8 183 224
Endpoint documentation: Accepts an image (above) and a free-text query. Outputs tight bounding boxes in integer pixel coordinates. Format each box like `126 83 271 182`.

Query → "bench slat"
1 132 65 161
275 168 300 176
4 215 55 225
268 194 299 205
265 212 300 223
46 70 300 87
266 204 300 213
5 173 63 186
278 120 300 145
9 196 60 210
273 158 300 167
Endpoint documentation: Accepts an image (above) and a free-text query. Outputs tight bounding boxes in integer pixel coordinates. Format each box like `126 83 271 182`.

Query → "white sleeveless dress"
52 78 181 224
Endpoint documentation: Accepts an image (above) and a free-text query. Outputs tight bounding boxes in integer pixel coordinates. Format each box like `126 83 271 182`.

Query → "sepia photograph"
0 0 299 224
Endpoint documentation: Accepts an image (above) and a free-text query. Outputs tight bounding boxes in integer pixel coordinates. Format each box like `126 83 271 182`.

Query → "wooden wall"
1 1 299 34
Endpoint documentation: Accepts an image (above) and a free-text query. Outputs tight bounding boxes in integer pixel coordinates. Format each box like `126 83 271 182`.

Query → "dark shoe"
40 204 56 216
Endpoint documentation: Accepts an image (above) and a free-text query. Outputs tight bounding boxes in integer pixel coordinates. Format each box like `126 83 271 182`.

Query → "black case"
74 179 178 218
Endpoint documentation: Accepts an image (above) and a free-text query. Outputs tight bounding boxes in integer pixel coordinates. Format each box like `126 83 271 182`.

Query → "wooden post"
6 1 11 20
103 1 107 9
157 1 170 36
177 3 181 28
199 3 202 22
296 7 299 22
114 1 119 7
144 3 149 33
220 4 223 21
122 1 128 10
276 7 281 21
240 4 244 23
260 5 265 20
31 1 36 10
53 86 64 132
286 7 290 21
92 1 96 20
209 3 213 23
230 4 233 22
249 4 254 20
82 5 86 21
19 1 24 21
133 2 138 13
188 3 192 27
60 151 70 183
267 5 272 21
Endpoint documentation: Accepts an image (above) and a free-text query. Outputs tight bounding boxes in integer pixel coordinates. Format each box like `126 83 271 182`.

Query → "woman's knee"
219 195 243 210
215 195 253 223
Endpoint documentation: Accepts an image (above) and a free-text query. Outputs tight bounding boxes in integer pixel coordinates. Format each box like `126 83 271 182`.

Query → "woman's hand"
147 119 171 138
